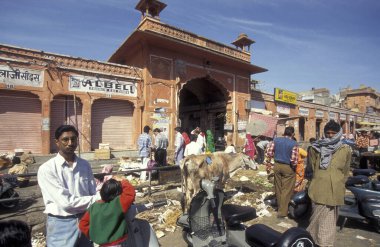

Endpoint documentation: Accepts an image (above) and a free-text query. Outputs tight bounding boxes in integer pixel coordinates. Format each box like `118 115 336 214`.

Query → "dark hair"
100 179 122 202
324 120 341 133
55 125 79 140
0 220 32 247
143 126 151 133
284 126 295 137
175 127 182 132
153 128 161 133
190 134 197 142
11 156 21 165
309 137 316 143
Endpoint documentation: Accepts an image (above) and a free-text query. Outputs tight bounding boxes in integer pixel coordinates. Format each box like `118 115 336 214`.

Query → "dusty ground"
1 163 379 247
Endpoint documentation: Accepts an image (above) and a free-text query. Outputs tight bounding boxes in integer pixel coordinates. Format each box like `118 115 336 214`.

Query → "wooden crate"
158 167 181 184
94 149 111 160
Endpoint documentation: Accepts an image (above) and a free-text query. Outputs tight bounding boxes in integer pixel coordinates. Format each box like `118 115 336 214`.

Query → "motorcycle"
177 177 315 247
0 174 20 209
288 168 380 233
124 200 167 247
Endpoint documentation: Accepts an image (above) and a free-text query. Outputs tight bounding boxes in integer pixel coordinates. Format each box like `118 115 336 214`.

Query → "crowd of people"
1 121 378 247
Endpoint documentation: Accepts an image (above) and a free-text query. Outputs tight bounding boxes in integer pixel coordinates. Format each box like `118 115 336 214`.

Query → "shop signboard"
299 107 309 117
274 88 297 105
276 104 290 115
69 75 137 97
340 113 346 121
349 115 355 122
237 120 247 131
315 110 324 118
0 65 44 87
329 112 337 121
224 123 233 131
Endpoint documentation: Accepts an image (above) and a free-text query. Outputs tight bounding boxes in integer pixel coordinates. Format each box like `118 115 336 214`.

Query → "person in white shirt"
37 125 99 247
191 127 206 153
184 134 203 156
174 127 185 165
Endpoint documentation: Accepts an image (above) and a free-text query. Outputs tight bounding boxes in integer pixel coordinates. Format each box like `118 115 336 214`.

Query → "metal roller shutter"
0 90 42 153
91 99 133 150
50 95 82 153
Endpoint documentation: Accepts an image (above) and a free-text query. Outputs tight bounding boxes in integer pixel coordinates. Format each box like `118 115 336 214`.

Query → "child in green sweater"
79 178 136 246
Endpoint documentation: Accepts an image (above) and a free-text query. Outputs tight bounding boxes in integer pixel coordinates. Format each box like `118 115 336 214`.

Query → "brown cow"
180 152 257 211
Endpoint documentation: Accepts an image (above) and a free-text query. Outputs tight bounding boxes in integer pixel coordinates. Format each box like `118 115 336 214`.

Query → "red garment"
244 134 256 159
182 132 190 146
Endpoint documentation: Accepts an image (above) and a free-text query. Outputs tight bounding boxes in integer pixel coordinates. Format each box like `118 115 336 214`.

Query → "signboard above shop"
329 112 338 121
340 113 346 121
69 75 137 97
274 88 297 105
277 104 290 115
315 110 324 118
299 107 309 117
0 65 43 87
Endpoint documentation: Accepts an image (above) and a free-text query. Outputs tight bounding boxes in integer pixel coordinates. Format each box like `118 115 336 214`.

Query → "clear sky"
1 0 379 94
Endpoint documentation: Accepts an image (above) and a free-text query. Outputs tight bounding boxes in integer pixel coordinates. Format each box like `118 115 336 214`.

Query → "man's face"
325 130 338 139
55 131 78 155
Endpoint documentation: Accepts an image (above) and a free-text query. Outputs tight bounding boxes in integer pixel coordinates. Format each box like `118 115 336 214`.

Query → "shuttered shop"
50 96 83 153
0 90 42 153
91 99 133 150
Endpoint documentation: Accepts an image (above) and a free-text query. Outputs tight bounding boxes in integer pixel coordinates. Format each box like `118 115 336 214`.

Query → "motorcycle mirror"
200 179 216 200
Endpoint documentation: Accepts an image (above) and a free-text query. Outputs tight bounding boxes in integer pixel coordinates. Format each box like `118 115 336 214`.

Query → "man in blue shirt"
137 125 152 180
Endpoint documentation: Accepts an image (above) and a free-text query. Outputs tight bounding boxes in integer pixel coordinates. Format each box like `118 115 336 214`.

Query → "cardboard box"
158 167 181 184
94 149 111 160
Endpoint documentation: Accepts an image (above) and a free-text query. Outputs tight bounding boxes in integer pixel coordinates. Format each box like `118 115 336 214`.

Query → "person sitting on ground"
79 178 136 247
224 143 236 154
0 220 32 247
184 134 202 157
8 153 34 187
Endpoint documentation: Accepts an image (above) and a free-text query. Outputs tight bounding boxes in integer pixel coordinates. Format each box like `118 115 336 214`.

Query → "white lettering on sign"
154 98 169 104
69 75 137 97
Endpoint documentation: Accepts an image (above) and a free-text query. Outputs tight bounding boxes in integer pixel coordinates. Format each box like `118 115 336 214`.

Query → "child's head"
0 220 31 247
100 179 122 202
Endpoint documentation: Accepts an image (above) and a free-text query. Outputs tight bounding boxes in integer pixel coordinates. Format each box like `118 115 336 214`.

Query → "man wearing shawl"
306 120 351 247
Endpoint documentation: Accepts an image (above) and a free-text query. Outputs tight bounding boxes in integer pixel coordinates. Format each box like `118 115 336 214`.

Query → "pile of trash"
31 232 46 247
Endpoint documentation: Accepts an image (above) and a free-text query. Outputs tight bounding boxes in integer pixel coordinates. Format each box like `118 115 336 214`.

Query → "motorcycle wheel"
0 189 19 209
371 218 380 233
288 203 308 219
182 229 193 247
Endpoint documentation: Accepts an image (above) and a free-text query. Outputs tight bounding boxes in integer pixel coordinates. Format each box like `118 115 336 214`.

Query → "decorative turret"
135 0 167 20
231 33 255 52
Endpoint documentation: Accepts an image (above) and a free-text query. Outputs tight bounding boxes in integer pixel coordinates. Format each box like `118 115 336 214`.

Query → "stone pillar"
133 100 144 149
79 95 92 152
39 93 51 155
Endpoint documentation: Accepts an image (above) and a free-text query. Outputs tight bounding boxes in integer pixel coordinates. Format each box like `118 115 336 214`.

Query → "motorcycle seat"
372 180 380 191
352 168 376 177
246 224 281 247
346 175 369 186
222 204 256 227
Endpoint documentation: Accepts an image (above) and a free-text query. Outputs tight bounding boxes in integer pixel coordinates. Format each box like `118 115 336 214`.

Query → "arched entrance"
179 77 228 142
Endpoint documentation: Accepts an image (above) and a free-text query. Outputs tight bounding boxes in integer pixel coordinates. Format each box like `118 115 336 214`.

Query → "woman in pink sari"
244 133 256 159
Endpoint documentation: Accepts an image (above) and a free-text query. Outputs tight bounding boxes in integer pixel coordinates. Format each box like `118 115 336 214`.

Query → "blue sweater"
273 137 297 165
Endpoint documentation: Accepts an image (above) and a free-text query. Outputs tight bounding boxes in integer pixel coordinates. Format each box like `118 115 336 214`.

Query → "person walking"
306 120 351 247
137 125 152 181
244 133 256 160
174 127 185 165
152 128 169 166
37 125 99 247
265 126 299 218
